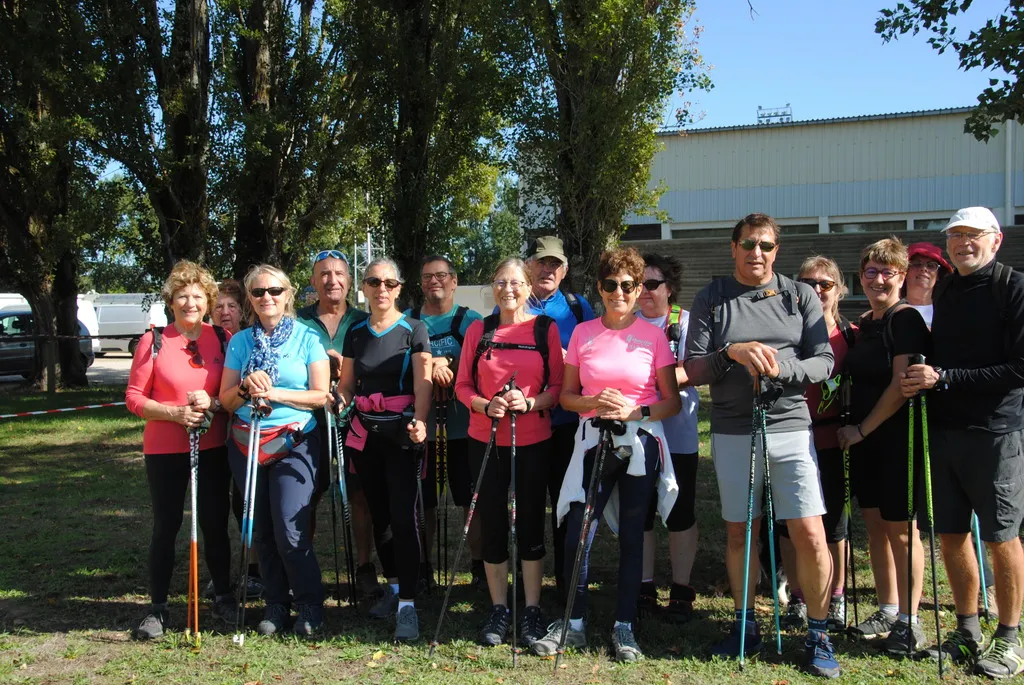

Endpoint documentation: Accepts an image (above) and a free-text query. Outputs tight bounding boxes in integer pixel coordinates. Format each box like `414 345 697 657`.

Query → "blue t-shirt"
404 305 483 440
226 321 329 431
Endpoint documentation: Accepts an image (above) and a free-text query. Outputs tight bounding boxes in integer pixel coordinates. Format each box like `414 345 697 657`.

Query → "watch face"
641 405 651 418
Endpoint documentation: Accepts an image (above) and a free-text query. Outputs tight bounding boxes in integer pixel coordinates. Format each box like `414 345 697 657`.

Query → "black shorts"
778 446 848 544
932 428 1024 543
644 452 698 532
421 438 472 509
850 419 923 523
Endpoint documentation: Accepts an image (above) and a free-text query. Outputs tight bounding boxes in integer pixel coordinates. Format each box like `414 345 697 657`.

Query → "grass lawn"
0 384 1001 683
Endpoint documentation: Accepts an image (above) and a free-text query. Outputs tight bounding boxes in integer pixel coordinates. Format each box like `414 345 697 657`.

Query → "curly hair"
798 256 847 321
641 253 683 304
242 264 297 324
161 260 219 315
860 237 908 273
217 279 243 307
597 247 645 284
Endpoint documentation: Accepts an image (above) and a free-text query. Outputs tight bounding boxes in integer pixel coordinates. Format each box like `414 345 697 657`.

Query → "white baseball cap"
942 206 1001 234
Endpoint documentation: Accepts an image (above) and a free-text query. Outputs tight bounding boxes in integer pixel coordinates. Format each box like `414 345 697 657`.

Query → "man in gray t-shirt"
684 213 838 677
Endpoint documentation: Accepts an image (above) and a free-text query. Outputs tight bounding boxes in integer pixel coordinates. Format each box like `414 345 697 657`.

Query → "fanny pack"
232 420 305 467
351 409 414 449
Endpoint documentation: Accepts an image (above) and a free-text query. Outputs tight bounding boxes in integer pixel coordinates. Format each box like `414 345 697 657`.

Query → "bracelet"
856 424 866 439
526 398 535 413
483 399 492 416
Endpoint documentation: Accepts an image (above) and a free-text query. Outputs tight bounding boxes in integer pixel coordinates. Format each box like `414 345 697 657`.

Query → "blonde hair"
161 260 219 315
242 263 296 324
798 255 846 322
860 237 908 273
491 258 532 288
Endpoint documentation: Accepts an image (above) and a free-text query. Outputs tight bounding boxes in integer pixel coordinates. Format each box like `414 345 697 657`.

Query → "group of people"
123 205 1024 680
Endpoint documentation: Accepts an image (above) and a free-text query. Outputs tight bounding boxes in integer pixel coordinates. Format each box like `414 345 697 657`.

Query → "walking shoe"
417 562 436 596
847 609 896 640
883 619 927 657
470 560 487 592
826 595 846 632
355 562 382 602
244 574 265 601
203 580 216 601
368 585 399 619
133 607 169 640
924 628 983 665
257 603 290 636
210 595 239 625
782 597 808 631
612 623 643 662
711 620 763 659
531 619 587 656
804 629 841 678
479 605 511 646
393 604 419 643
292 603 323 639
637 582 658 622
519 605 545 648
975 635 1024 679
665 583 696 623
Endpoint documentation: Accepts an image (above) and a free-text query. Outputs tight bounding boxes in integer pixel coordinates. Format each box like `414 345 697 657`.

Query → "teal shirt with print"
404 304 483 440
297 303 368 427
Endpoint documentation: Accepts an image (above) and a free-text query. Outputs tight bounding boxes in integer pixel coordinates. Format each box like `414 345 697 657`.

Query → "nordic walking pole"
906 388 916 657
332 400 357 608
840 374 859 629
233 398 271 646
187 429 201 648
974 513 990 621
435 394 444 588
441 397 450 588
510 384 521 667
738 384 760 670
913 354 943 677
555 419 614 670
326 407 342 608
757 380 783 655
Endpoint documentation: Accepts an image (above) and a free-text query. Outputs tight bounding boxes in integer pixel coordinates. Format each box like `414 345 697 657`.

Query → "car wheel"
128 338 140 356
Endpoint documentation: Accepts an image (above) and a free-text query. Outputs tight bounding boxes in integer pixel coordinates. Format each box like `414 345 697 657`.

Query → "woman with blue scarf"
220 264 330 639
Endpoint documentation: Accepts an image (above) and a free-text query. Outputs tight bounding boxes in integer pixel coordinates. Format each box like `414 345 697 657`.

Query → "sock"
614 620 632 630
808 617 828 633
995 623 1020 643
569 618 584 631
389 583 399 595
832 588 844 598
247 563 260 578
735 608 756 628
880 603 898 617
957 613 983 641
897 613 918 625
398 600 414 611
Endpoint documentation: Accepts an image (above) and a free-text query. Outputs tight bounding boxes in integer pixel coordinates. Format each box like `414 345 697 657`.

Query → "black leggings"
644 452 698 532
145 447 232 605
469 438 550 565
350 432 423 599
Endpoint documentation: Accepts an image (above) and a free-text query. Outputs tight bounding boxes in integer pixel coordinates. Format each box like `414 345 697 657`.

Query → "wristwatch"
640 405 651 422
719 342 734 364
934 367 949 392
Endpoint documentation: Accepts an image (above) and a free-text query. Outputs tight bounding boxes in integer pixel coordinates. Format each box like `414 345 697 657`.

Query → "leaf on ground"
465 653 478 660
558 663 568 669
772 680 790 685
592 664 599 673
371 650 384 661
243 681 260 685
366 661 378 668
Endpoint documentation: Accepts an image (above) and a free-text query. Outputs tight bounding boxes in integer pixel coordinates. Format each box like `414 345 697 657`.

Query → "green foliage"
876 1 1023 141
456 174 524 285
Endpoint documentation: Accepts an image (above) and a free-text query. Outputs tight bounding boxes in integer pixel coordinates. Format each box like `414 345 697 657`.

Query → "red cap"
907 242 952 272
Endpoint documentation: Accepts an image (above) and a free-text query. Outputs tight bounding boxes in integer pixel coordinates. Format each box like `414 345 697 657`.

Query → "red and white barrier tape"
0 402 126 420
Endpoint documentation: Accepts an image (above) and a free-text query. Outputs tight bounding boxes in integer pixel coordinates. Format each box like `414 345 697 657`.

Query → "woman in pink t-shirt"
534 248 681 663
455 257 564 649
125 261 234 640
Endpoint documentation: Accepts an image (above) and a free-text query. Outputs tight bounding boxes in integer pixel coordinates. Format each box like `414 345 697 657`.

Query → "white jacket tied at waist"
556 418 678 535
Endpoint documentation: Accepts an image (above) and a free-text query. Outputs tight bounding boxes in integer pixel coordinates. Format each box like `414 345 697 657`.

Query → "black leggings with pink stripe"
349 431 423 599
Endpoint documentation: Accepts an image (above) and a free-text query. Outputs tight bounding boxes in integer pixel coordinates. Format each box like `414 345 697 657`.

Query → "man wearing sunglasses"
296 249 379 604
901 207 1024 678
684 213 838 678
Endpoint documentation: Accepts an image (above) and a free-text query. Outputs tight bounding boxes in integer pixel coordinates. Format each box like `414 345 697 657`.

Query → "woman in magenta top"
536 247 681 663
455 257 564 650
125 260 234 640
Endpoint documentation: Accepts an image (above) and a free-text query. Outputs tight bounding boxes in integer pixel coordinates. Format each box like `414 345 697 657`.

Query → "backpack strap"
407 307 422 320
212 324 228 356
150 326 164 360
837 315 856 349
472 314 502 389
396 317 415 394
564 292 585 325
471 314 552 395
533 315 553 390
450 305 468 348
870 299 911 365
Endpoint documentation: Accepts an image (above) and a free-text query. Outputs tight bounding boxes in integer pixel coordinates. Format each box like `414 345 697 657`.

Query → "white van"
92 295 167 355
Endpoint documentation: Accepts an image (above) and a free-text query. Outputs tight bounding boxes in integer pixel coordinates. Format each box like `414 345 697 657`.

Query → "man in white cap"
902 206 1024 678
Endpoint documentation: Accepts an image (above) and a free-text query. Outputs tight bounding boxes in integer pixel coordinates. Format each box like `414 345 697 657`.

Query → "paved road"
0 354 131 387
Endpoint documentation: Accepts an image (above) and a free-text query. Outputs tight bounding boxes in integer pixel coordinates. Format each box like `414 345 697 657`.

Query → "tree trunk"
53 249 87 388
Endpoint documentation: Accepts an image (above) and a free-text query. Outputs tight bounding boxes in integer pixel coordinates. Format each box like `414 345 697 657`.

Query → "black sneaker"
519 605 545 648
244 575 265 601
210 595 238 625
883 619 926 657
356 562 382 603
782 597 808 631
847 609 896 640
133 607 169 640
826 595 846 632
637 581 658 623
666 583 696 623
293 603 323 639
479 605 511 646
257 603 290 636
924 628 983 665
711 620 763 659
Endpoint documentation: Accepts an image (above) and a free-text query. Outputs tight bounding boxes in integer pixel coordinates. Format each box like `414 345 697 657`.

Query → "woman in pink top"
125 260 234 640
455 257 564 649
534 247 681 663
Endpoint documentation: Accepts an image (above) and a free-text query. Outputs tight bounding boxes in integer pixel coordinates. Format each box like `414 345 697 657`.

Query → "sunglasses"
862 267 902 281
364 277 402 290
600 279 638 294
909 260 940 273
642 278 666 291
312 249 349 265
250 286 286 298
797 278 836 292
738 239 777 252
185 340 204 368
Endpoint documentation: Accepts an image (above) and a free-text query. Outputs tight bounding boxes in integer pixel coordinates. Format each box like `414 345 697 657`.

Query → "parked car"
0 310 95 378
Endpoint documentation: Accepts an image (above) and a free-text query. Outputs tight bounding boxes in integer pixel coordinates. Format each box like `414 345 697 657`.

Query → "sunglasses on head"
312 249 349 265
250 286 286 298
185 340 204 368
600 278 638 294
797 278 836 292
642 278 666 291
738 239 777 252
364 277 402 290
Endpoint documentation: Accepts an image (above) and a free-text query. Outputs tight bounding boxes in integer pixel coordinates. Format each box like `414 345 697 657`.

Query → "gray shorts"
711 429 826 523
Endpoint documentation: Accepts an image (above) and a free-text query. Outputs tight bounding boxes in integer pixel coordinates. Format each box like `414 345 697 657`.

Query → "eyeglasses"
185 340 204 368
738 239 777 252
422 272 452 283
946 230 996 243
364 277 402 290
909 260 940 273
642 279 666 291
250 287 286 298
600 279 638 294
312 249 349 265
797 278 836 292
492 279 526 291
862 268 902 281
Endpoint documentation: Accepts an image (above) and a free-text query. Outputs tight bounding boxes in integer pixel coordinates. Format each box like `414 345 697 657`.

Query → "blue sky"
668 0 1011 130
